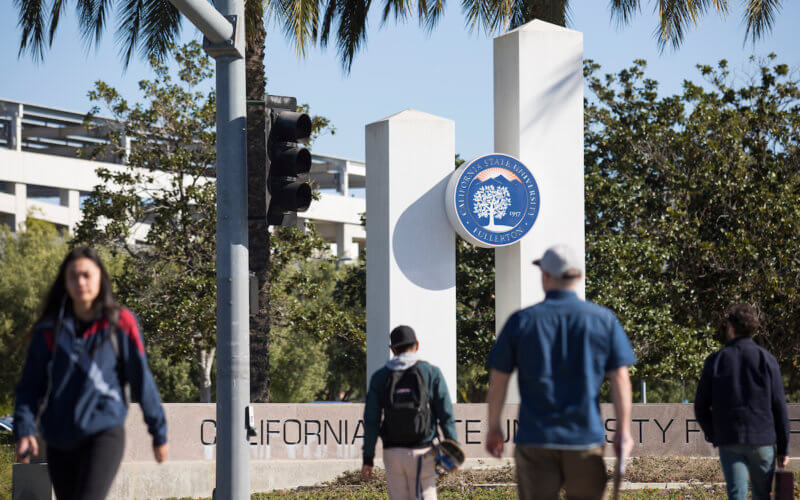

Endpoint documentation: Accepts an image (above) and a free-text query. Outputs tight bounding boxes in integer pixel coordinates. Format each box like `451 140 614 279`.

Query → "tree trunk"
246 23 271 402
199 347 216 403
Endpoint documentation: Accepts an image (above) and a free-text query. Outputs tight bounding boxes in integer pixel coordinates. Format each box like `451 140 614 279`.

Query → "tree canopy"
584 54 800 397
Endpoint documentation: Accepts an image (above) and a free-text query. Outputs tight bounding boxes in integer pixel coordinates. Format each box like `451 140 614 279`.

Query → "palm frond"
744 0 780 41
335 0 371 71
116 0 145 66
655 0 729 50
461 0 503 33
381 0 413 24
655 0 694 50
422 0 446 31
609 0 641 28
93 0 113 44
76 0 99 48
141 0 181 62
48 0 67 45
75 0 114 48
319 0 338 45
14 0 47 60
276 0 322 57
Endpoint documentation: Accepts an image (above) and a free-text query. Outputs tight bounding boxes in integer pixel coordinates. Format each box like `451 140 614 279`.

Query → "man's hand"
614 430 633 458
485 427 504 458
607 366 633 460
153 443 169 463
361 465 373 482
777 455 789 469
16 435 38 464
485 369 511 459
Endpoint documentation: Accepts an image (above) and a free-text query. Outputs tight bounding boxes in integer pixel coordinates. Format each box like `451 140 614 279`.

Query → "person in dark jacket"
694 303 790 500
361 325 459 499
14 246 168 500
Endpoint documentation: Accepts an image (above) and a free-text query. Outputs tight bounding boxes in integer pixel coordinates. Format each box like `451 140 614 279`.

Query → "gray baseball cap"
532 244 584 279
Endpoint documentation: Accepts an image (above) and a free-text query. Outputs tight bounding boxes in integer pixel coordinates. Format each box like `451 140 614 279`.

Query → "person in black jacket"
14 247 168 500
694 303 790 500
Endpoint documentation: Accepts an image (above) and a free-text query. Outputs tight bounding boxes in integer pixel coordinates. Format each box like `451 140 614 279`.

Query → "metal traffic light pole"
166 0 250 498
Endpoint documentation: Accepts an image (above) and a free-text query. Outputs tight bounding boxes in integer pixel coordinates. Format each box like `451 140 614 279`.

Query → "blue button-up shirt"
487 290 636 448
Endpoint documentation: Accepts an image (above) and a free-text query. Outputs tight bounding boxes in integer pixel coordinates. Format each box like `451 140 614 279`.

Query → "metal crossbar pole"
214 46 250 500
168 0 233 43
166 0 249 497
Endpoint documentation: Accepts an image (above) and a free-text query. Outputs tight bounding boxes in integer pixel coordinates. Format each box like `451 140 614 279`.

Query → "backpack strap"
38 297 67 421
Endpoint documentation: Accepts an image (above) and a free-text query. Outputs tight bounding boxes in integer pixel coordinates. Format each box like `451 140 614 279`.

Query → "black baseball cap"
390 325 418 348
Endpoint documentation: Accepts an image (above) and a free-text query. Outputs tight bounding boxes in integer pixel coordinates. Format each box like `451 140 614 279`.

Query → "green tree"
74 42 219 402
584 54 800 395
267 226 366 402
0 219 67 413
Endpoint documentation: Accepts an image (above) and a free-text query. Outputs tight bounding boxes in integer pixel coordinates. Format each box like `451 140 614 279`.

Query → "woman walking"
13 247 168 500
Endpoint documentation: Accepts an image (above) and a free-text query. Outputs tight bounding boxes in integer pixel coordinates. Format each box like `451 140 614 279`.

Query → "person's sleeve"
362 371 382 466
119 309 168 447
430 366 458 443
769 356 790 456
13 328 50 440
486 312 520 374
605 315 637 371
694 355 714 443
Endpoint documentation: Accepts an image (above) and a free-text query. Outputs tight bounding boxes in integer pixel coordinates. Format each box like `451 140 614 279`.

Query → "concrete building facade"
0 99 365 259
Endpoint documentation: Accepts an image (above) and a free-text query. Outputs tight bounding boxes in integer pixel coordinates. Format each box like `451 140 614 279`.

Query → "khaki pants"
383 446 437 500
515 445 608 500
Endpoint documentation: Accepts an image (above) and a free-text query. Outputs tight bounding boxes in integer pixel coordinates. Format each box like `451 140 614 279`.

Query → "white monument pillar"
494 21 585 402
365 110 457 398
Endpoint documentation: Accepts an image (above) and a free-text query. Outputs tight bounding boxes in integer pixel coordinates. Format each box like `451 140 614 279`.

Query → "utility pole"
165 0 250 498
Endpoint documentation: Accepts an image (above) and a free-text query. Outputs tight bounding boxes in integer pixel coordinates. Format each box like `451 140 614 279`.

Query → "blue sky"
1 1 798 162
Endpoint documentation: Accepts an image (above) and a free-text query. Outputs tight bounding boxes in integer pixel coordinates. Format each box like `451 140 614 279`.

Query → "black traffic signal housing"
266 97 312 226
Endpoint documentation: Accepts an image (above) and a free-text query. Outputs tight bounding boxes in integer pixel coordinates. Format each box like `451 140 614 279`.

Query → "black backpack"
380 362 432 446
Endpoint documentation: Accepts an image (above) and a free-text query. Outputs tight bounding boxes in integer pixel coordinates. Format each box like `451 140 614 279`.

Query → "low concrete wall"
123 403 800 461
13 403 800 499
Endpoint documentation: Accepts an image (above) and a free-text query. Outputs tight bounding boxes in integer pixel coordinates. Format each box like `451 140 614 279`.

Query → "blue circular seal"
445 153 540 248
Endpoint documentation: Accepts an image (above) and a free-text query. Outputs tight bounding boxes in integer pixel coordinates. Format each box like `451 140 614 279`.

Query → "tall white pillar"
365 110 457 398
64 190 81 234
336 223 356 260
494 21 585 402
13 183 27 232
338 164 349 197
11 104 23 152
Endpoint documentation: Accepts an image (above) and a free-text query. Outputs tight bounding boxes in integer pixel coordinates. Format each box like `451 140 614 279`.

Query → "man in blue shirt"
485 244 637 500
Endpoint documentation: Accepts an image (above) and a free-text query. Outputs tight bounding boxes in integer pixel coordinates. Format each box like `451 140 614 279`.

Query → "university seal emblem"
445 153 540 248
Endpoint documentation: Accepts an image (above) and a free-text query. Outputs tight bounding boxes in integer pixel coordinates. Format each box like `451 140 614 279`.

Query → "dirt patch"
620 457 724 483
328 457 725 487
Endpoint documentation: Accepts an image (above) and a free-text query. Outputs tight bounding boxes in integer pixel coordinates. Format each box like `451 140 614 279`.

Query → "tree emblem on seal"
472 185 511 230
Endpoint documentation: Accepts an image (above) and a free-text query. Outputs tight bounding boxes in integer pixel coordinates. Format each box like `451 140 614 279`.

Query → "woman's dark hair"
726 303 760 338
36 246 119 325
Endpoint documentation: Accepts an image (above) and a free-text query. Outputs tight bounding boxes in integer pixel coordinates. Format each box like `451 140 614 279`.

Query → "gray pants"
383 446 437 500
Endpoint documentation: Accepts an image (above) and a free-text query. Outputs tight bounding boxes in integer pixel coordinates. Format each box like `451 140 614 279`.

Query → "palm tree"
13 0 785 402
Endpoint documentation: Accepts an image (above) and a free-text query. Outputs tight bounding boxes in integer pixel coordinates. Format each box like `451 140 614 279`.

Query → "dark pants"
718 444 775 500
47 426 125 500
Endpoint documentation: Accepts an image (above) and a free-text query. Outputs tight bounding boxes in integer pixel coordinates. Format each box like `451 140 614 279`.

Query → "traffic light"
266 97 312 225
